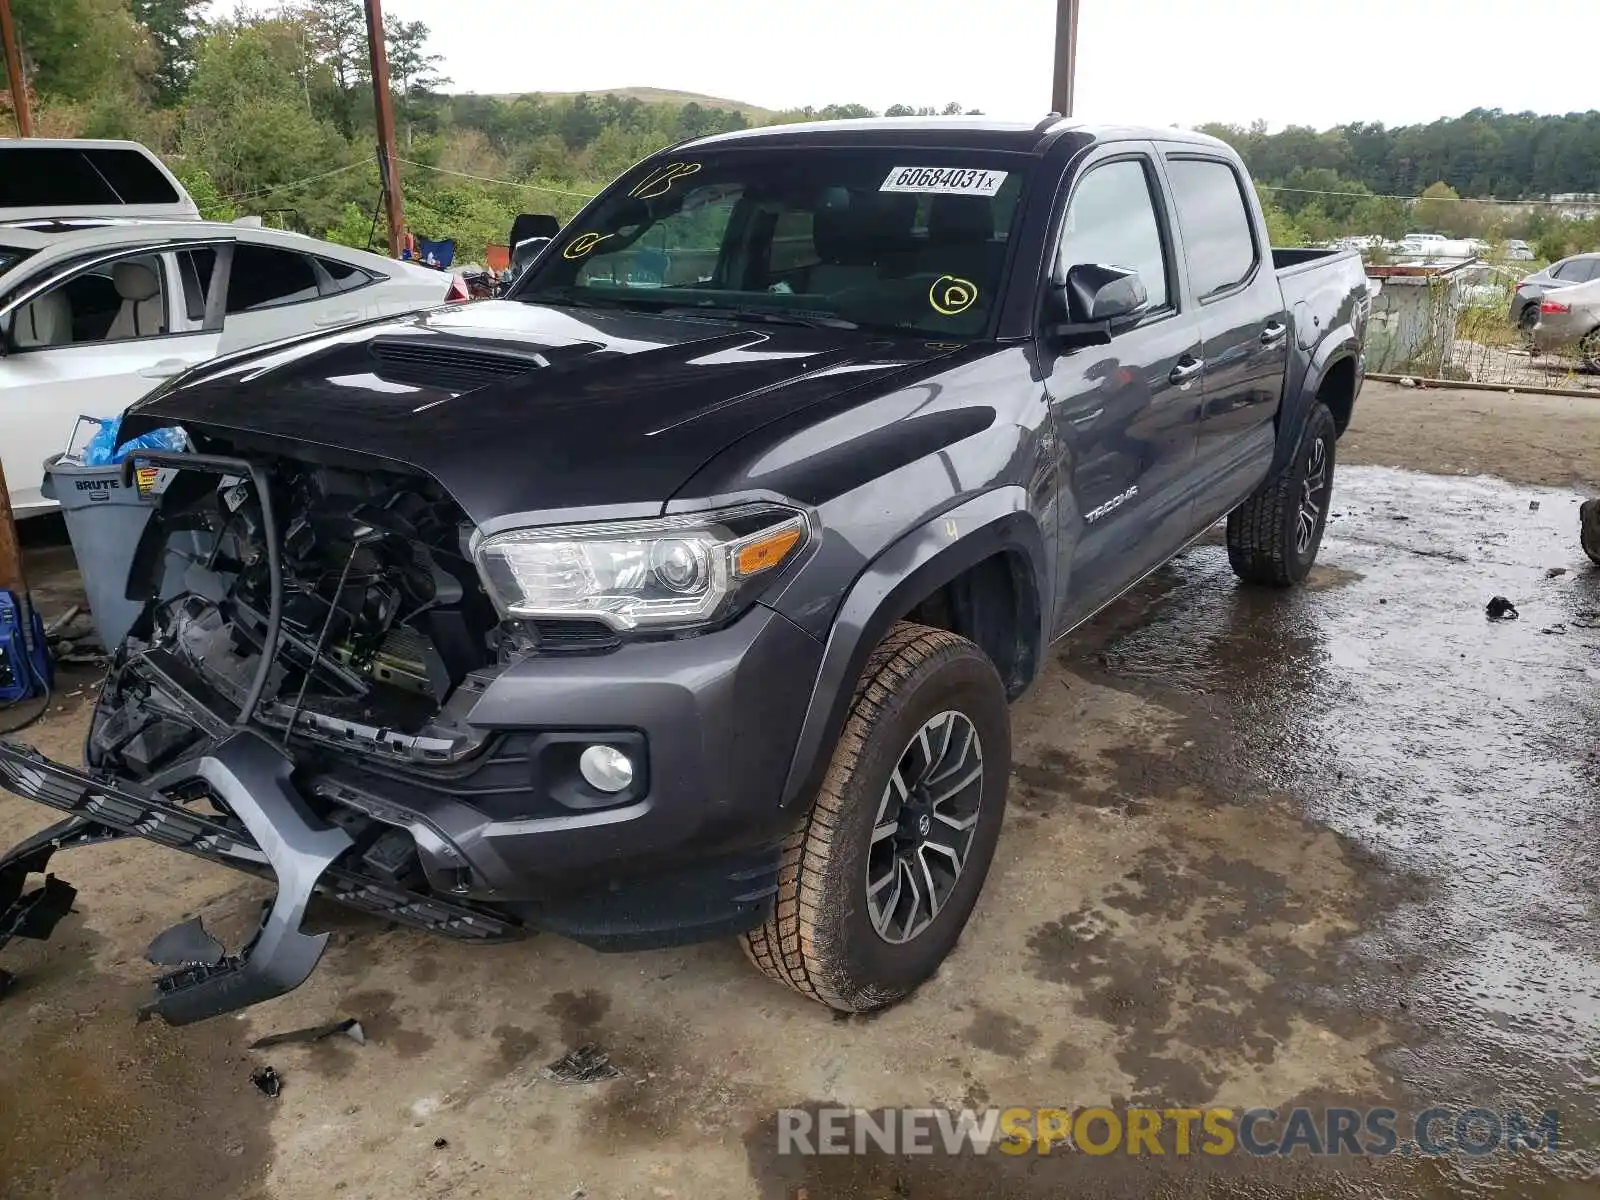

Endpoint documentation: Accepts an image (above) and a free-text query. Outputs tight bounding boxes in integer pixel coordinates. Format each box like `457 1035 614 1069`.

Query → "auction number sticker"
880 166 1007 196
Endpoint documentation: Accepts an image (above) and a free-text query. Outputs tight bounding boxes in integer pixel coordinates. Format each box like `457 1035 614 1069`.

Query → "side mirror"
1045 264 1149 347
1064 263 1148 323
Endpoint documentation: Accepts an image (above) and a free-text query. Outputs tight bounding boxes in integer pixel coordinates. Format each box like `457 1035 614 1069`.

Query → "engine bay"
89 449 505 780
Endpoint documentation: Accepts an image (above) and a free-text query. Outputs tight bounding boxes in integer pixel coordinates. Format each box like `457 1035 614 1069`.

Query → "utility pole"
1051 0 1079 119
0 0 32 137
364 0 406 257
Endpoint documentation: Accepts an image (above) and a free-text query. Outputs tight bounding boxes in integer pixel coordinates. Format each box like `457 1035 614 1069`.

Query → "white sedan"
0 219 459 516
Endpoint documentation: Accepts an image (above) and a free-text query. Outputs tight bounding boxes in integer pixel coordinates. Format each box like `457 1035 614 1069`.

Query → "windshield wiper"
659 304 859 331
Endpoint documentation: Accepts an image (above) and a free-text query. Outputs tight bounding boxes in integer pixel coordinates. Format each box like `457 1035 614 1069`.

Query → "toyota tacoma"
0 117 1370 1022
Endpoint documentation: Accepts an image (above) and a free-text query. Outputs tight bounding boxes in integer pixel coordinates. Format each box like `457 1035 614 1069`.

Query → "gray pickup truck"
0 117 1371 1022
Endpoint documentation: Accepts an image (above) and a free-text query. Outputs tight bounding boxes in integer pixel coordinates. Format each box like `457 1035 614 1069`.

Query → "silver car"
1510 252 1600 330
1530 276 1600 368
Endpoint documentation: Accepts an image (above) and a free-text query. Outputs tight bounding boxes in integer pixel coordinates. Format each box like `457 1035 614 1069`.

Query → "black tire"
1518 304 1540 334
1227 401 1338 587
1581 499 1600 567
740 622 1010 1012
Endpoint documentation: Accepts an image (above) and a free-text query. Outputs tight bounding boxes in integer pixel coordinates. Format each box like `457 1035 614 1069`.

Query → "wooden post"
0 456 28 601
363 0 406 258
1051 0 1079 119
0 0 32 138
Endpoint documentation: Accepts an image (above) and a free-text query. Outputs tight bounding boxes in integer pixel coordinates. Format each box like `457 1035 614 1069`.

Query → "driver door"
1042 147 1206 634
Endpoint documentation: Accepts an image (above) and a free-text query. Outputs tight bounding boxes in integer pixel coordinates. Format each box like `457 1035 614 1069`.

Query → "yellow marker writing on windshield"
929 275 978 316
629 162 702 199
563 232 614 260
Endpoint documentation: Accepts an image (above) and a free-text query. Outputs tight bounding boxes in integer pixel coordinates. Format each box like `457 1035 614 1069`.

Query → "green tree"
11 0 156 104
180 16 349 220
131 0 205 102
385 16 447 147
1413 181 1472 236
301 0 367 138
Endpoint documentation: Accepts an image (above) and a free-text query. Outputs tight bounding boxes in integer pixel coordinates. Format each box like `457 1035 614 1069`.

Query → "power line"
200 159 375 213
1258 184 1586 208
391 156 597 198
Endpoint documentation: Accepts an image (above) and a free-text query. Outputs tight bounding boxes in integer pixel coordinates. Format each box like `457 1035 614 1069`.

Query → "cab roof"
680 115 1236 156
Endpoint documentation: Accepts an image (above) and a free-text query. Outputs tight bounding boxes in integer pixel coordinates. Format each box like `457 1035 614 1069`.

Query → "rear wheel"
1518 305 1540 335
740 622 1010 1012
1227 401 1338 587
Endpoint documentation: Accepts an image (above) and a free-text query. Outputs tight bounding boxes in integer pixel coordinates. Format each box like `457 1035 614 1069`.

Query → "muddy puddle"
1062 466 1600 1196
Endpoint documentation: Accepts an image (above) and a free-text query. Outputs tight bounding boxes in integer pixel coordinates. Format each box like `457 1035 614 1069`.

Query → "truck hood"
124 301 958 524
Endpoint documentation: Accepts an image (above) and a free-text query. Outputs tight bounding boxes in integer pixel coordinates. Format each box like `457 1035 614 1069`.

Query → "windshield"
515 148 1031 338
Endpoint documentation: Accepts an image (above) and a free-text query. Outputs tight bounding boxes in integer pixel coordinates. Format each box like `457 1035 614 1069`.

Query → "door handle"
137 358 190 380
1169 357 1204 385
1261 322 1288 345
314 310 363 327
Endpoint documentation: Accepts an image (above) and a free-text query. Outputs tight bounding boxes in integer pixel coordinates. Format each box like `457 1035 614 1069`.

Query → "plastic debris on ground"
250 1017 366 1049
250 1066 283 1098
1485 596 1519 621
543 1043 622 1084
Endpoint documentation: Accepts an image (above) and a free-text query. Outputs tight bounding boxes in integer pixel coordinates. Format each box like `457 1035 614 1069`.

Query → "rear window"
1166 158 1259 299
0 148 180 207
225 244 320 311
317 255 376 293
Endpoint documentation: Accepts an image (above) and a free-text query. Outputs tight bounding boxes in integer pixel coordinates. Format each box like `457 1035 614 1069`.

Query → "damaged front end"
0 449 524 1022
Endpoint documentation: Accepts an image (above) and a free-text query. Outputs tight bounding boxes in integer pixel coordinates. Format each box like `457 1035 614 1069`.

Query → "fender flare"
1271 330 1360 475
777 486 1049 812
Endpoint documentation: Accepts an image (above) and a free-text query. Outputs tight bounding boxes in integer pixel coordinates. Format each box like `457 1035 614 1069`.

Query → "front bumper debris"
0 733 520 1023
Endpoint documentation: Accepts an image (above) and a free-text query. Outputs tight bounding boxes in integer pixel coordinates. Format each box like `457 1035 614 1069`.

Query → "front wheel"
1227 401 1338 587
740 622 1010 1012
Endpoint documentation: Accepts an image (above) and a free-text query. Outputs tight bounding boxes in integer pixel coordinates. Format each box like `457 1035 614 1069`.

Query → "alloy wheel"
1296 436 1329 557
865 710 984 944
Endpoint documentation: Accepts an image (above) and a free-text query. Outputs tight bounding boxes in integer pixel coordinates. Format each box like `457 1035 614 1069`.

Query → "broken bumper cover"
0 732 519 1024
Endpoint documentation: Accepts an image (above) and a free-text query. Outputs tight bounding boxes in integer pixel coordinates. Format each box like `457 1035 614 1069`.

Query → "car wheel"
1581 499 1600 567
1226 401 1338 587
1517 305 1540 335
740 621 1010 1012
1580 329 1600 373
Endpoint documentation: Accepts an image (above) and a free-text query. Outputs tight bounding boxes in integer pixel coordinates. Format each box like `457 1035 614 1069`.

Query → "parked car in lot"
1504 239 1535 261
0 137 199 223
0 117 1370 1024
1530 276 1600 368
1510 252 1600 331
0 219 458 516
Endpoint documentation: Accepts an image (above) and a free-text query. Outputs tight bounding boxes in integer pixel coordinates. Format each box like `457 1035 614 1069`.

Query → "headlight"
474 503 810 632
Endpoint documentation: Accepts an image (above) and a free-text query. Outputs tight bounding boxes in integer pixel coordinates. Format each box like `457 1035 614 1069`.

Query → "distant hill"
481 87 774 119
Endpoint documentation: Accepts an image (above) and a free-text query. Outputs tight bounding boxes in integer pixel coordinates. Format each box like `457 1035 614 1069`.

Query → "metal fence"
1364 263 1598 391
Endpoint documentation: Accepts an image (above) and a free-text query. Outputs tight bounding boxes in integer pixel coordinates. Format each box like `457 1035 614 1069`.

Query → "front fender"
776 486 1048 813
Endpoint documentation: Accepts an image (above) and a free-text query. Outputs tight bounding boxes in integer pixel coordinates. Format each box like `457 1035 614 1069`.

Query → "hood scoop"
367 336 607 392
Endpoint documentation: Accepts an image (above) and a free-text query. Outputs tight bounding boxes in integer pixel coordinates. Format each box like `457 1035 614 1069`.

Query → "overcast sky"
245 0 1599 130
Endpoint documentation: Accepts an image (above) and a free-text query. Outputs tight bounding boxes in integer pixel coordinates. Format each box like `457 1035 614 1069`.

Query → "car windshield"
514 147 1032 338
